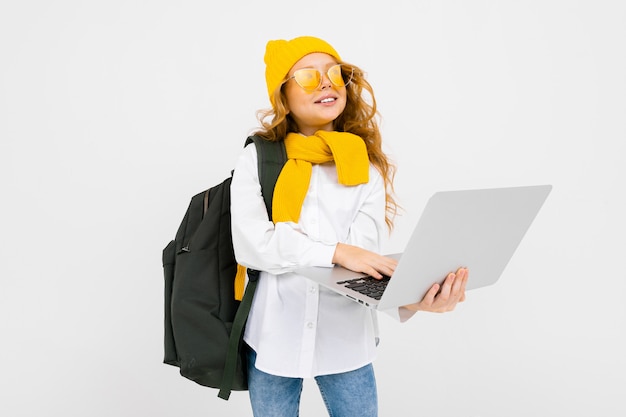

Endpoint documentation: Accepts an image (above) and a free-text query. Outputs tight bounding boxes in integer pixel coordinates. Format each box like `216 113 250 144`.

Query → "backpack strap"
218 269 259 400
218 135 286 400
245 135 287 219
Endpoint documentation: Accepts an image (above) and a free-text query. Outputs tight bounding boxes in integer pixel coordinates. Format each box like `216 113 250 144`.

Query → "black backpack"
162 135 286 400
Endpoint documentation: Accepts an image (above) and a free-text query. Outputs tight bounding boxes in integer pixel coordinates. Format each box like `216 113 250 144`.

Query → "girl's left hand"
401 267 468 313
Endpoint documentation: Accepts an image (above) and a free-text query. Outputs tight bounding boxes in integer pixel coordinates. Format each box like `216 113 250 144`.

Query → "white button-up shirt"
230 143 395 378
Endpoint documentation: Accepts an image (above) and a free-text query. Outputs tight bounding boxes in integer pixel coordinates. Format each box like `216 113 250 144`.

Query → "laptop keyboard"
337 276 391 300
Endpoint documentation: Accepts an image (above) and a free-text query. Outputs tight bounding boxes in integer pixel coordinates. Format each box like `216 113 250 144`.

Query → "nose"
320 72 332 90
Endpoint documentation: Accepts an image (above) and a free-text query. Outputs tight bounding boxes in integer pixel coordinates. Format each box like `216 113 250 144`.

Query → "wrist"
332 242 343 265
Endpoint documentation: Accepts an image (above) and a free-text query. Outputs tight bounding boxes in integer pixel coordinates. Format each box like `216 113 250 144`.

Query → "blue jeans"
246 347 378 417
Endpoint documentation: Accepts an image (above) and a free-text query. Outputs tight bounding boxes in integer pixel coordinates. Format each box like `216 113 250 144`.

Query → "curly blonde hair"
254 62 399 231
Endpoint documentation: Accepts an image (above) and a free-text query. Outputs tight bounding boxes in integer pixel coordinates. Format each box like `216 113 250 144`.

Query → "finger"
370 257 397 279
422 283 440 305
449 269 467 303
455 267 468 284
457 268 468 298
366 266 384 279
377 255 397 271
440 271 465 311
437 272 456 300
450 269 466 297
376 263 395 278
456 268 469 292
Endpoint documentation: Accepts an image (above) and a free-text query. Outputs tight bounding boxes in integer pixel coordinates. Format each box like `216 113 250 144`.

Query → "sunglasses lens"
293 69 321 91
328 65 347 87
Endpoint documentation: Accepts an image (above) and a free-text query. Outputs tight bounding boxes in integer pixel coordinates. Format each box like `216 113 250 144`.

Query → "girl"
230 36 468 417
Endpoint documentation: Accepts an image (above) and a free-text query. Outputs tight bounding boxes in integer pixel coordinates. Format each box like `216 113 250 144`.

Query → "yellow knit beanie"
264 36 341 106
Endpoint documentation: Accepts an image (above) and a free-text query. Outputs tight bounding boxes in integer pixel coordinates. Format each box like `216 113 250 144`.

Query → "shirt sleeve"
230 144 337 275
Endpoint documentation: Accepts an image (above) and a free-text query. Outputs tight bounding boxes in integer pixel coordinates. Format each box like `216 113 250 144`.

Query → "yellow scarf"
234 130 370 300
273 130 370 222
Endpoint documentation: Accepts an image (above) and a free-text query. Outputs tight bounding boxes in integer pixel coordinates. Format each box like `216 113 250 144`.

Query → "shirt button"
306 322 314 329
309 287 317 294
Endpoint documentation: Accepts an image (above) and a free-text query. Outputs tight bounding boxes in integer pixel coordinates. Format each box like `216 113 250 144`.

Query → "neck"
296 124 335 137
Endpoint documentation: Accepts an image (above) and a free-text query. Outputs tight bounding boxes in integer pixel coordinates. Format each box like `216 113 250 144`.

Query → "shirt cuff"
381 306 417 323
310 242 337 267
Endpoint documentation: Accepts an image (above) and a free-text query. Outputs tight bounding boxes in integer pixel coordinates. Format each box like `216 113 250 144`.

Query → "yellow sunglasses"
284 64 354 92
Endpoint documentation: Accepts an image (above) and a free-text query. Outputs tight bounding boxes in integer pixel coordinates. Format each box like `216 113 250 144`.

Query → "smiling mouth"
318 97 336 104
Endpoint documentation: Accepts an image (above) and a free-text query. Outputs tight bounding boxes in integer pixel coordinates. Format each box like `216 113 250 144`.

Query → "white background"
1 1 624 416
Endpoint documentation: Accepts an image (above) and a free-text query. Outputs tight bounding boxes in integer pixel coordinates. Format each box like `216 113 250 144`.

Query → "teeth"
320 98 335 103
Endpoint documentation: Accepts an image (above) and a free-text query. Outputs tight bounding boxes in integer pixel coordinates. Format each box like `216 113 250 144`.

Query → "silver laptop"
297 184 552 310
